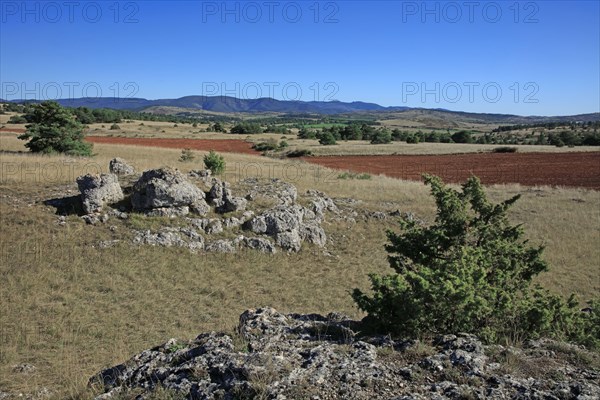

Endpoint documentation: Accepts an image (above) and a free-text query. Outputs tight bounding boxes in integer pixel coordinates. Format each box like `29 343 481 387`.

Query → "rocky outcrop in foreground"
90 308 600 400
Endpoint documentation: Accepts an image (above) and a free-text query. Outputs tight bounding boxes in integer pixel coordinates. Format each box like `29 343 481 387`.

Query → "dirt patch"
304 152 600 189
86 136 260 155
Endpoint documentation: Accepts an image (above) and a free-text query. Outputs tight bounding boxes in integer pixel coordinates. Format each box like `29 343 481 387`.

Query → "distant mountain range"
2 96 409 114
2 96 599 122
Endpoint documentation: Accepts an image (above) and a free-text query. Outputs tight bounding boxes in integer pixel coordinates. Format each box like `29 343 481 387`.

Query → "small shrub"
494 146 518 153
203 150 225 175
110 123 121 130
279 140 289 149
179 148 195 162
286 149 313 157
253 139 278 152
8 115 27 124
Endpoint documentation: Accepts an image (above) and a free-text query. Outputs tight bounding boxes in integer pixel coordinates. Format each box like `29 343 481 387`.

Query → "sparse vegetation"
179 148 195 162
252 139 279 152
337 171 372 180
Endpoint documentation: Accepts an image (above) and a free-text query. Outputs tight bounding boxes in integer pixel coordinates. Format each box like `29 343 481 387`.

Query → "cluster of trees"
488 121 600 147
229 122 291 134
492 120 600 133
479 130 600 147
230 122 264 134
298 124 474 146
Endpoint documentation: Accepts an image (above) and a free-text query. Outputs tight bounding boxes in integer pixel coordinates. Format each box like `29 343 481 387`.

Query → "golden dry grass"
0 135 599 398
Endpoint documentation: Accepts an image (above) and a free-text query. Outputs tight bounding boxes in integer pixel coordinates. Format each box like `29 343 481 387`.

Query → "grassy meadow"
0 130 599 398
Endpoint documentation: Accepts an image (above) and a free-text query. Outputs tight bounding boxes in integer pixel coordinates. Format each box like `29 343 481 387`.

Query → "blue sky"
1 1 599 116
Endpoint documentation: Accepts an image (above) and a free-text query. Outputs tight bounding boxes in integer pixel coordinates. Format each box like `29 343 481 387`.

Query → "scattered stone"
241 236 277 253
190 199 210 216
108 209 128 220
12 363 36 374
299 221 327 247
237 178 297 206
98 240 120 249
205 219 223 235
145 206 190 218
81 214 99 225
205 239 236 253
188 169 211 178
133 230 187 248
367 211 388 220
108 158 135 176
209 180 247 213
222 216 243 229
77 173 124 214
307 189 339 218
275 230 302 252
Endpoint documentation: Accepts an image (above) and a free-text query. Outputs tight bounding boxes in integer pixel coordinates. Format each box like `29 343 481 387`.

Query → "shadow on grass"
44 195 83 216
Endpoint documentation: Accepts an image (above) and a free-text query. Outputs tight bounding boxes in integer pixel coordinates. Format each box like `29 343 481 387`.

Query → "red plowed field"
304 152 600 189
86 136 259 155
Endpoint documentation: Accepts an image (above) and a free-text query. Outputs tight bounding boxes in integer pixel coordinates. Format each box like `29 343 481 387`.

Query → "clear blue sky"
1 1 599 116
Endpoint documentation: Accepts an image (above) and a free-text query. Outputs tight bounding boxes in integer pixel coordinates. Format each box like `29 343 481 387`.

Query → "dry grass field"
1 129 599 398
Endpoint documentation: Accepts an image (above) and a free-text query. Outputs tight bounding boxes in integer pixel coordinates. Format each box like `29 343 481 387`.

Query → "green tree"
318 132 337 145
230 122 262 134
353 175 594 345
203 150 226 175
451 130 473 143
212 122 226 132
370 129 392 144
298 126 317 139
18 101 93 156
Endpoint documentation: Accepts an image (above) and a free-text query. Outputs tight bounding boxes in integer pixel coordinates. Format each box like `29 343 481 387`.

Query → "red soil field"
86 136 260 155
304 152 600 190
